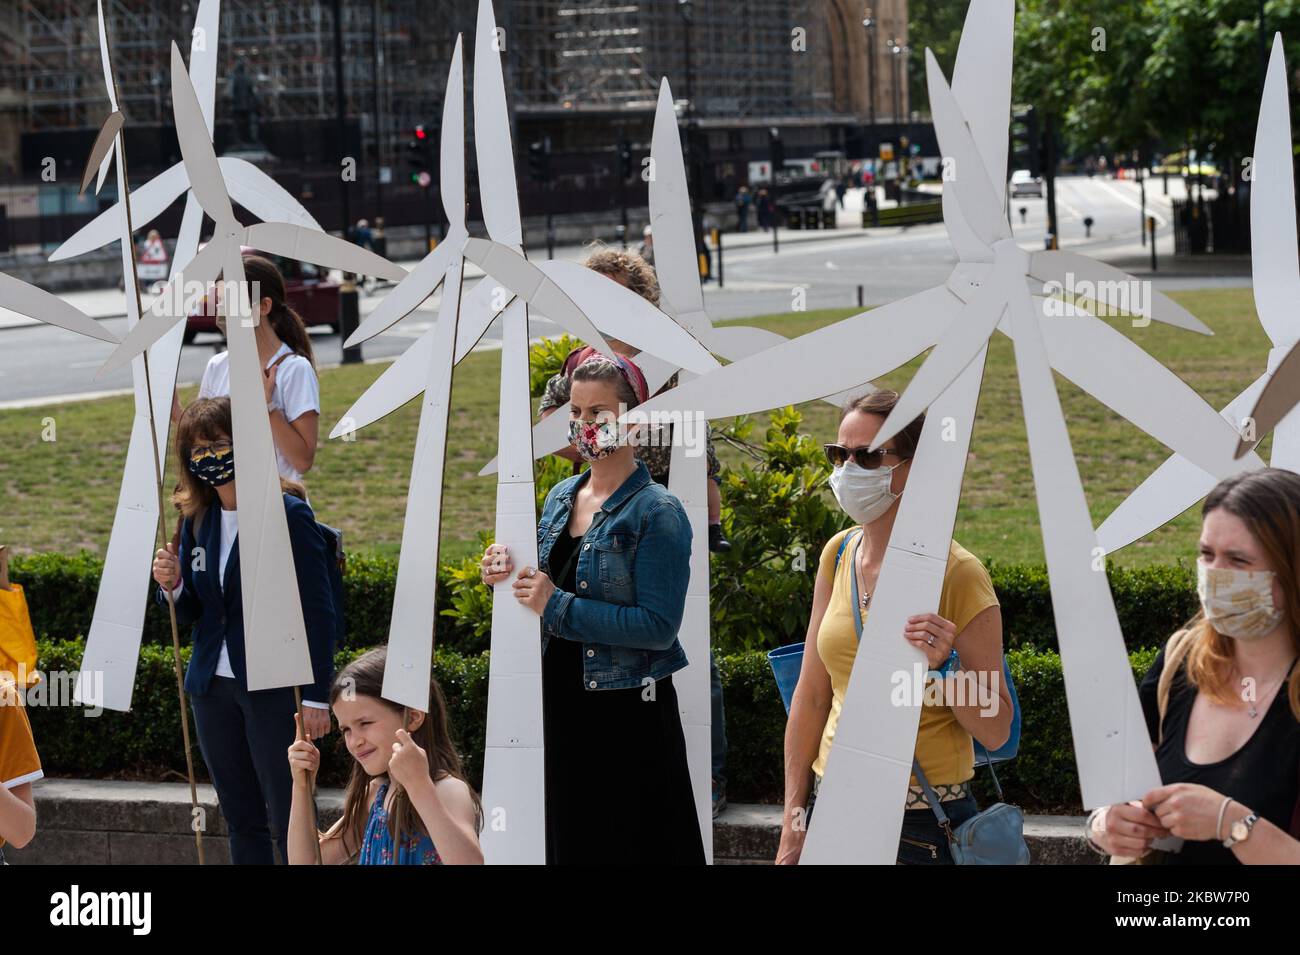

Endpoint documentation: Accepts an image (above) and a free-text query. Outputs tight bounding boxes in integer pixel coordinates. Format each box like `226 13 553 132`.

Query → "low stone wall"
6 778 1097 865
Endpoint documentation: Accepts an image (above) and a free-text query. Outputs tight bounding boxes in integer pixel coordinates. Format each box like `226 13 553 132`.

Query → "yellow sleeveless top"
811 528 1000 785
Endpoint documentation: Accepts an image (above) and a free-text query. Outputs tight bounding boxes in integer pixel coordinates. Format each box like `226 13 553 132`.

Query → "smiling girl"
285 647 483 865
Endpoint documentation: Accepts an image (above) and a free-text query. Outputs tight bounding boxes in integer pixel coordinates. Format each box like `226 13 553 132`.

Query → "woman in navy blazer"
152 396 337 864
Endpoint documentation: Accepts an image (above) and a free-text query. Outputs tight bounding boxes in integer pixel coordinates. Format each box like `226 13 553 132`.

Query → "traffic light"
527 137 552 184
768 127 784 180
618 139 633 180
406 123 433 185
1009 106 1040 178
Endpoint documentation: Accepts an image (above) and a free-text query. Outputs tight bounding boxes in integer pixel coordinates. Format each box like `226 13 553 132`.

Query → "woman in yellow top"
777 390 1013 864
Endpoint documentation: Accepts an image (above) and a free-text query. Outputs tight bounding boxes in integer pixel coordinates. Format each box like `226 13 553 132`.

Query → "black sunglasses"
823 443 901 470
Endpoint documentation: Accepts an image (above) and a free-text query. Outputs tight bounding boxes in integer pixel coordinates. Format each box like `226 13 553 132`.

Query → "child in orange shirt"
0 677 42 862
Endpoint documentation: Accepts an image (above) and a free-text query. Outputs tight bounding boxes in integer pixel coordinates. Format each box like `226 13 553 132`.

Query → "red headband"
565 345 650 405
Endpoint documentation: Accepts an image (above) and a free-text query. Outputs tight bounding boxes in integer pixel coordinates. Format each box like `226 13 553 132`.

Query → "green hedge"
26 636 1162 812
8 550 1198 660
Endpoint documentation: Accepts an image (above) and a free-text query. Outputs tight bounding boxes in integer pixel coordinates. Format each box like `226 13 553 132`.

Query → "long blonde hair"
1165 469 1300 722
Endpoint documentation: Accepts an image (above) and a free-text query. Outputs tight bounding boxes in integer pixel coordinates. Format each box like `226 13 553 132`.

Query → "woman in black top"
1087 469 1300 864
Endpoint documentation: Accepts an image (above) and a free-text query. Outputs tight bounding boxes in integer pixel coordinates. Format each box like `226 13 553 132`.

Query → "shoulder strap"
833 528 861 572
1156 628 1195 745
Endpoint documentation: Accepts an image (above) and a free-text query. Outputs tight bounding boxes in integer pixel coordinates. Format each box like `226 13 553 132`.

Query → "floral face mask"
568 417 622 462
1197 562 1285 641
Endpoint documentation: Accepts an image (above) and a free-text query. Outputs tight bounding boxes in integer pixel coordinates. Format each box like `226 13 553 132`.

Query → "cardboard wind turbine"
97 41 404 693
633 0 1259 861
1097 34 1295 552
73 0 221 712
51 3 320 269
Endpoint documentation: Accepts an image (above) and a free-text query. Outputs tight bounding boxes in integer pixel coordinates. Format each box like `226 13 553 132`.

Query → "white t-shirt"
214 508 239 679
198 342 320 482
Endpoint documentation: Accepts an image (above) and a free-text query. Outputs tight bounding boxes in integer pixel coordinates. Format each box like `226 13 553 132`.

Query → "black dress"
542 529 705 865
1138 647 1300 864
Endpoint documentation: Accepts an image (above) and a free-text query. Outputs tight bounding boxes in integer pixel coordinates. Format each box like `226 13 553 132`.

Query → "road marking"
1090 178 1168 225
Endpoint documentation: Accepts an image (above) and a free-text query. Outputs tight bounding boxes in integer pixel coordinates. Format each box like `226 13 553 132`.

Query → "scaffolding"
8 1 888 154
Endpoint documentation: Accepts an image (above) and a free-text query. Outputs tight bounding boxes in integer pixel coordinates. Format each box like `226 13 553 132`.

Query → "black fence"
1171 194 1250 255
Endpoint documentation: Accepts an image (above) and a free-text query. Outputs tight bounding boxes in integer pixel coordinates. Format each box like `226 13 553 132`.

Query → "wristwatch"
1223 811 1259 848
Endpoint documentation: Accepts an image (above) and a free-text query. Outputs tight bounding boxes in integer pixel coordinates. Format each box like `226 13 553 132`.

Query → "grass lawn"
0 287 1271 567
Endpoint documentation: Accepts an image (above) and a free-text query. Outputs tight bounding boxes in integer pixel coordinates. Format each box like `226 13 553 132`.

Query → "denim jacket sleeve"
541 498 692 651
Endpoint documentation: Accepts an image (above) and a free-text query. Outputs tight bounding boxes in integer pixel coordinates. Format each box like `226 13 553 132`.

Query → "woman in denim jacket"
481 353 705 864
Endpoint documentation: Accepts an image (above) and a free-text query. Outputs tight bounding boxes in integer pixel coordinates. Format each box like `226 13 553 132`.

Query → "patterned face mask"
1197 563 1285 641
187 444 235 488
568 417 622 462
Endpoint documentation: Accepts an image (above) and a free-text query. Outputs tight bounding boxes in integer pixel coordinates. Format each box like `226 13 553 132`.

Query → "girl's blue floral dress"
358 782 442 865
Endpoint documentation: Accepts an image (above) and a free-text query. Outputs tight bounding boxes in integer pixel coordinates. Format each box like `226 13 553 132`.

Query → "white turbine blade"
453 272 509 363
952 0 1015 210
170 191 204 276
1237 339 1300 458
0 273 118 344
190 0 221 134
631 287 956 423
942 0 1014 262
705 324 867 407
1096 374 1270 553
442 35 466 233
1028 250 1211 334
50 162 189 262
97 239 223 377
804 344 988 864
664 384 715 859
93 0 117 194
1252 34 1300 344
926 48 1011 248
473 0 523 250
170 41 234 226
1005 286 1161 808
538 260 719 374
871 277 1009 450
330 329 433 439
649 77 710 337
999 309 1264 479
243 221 408 282
222 158 322 230
221 246 314 691
383 259 463 711
343 226 466 347
462 237 614 356
74 409 161 711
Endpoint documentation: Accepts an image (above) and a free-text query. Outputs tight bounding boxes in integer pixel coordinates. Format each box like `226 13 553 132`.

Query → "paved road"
0 175 1248 406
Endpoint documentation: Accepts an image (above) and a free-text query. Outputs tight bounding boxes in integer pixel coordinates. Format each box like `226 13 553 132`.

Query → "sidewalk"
5 777 1096 865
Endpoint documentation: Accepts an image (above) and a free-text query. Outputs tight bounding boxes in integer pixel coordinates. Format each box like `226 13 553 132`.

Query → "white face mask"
828 459 900 526
1197 562 1285 641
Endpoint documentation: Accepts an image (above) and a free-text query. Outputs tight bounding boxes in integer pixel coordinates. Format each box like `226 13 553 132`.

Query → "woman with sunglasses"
776 390 1012 865
151 397 339 864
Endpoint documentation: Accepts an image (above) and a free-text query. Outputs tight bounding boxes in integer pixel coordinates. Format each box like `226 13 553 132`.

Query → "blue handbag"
767 529 1021 765
912 757 1030 865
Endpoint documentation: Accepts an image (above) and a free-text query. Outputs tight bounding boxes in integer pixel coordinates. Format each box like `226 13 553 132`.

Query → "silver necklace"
855 546 873 609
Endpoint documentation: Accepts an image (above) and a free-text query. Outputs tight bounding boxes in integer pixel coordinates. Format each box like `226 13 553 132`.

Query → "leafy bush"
529 333 580 398
26 635 1163 812
709 408 848 652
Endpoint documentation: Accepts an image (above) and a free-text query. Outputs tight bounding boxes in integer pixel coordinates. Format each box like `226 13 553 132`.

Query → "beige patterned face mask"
1196 563 1285 641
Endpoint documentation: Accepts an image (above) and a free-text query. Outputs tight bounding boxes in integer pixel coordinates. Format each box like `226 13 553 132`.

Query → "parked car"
183 248 341 343
1009 169 1043 198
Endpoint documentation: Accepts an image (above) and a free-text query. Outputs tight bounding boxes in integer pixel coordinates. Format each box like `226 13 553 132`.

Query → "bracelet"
1215 796 1234 842
1084 807 1109 855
